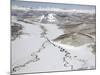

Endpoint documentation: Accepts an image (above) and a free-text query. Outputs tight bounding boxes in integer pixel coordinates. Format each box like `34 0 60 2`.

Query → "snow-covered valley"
11 2 96 74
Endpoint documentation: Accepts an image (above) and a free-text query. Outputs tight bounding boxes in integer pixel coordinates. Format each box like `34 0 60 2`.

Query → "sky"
11 0 96 11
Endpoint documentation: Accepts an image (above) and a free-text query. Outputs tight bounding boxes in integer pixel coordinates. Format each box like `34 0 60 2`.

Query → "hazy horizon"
12 0 96 11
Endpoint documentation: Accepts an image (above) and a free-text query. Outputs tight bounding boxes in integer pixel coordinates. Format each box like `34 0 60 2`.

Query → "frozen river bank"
11 5 96 74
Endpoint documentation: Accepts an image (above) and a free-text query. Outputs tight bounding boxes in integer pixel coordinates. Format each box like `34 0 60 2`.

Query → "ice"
11 5 96 74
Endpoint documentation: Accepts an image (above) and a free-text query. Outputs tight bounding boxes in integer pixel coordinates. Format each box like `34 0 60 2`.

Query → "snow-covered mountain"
11 4 96 74
12 5 95 14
